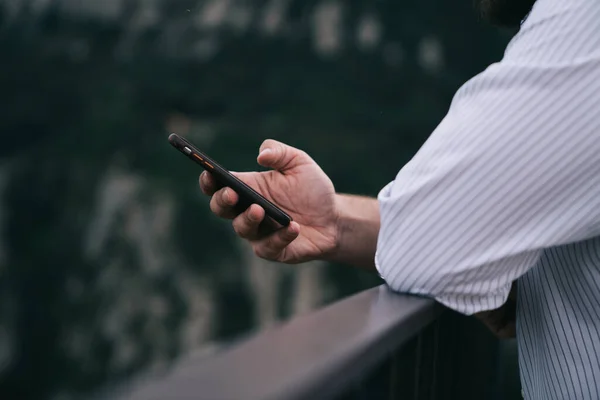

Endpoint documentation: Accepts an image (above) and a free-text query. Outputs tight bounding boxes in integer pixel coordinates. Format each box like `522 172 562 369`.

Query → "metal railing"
109 285 509 400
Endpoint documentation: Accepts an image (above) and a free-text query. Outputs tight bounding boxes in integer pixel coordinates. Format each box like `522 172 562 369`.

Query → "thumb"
257 139 310 171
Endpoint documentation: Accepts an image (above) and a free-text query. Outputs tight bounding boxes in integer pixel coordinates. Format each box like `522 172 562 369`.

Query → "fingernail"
223 189 230 203
288 223 299 234
249 210 258 221
259 148 273 157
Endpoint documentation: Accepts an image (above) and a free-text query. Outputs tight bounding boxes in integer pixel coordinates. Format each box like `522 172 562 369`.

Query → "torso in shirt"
509 0 600 398
375 0 600 398
518 237 600 399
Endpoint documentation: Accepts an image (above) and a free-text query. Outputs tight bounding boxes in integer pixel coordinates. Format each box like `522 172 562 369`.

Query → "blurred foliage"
0 1 511 399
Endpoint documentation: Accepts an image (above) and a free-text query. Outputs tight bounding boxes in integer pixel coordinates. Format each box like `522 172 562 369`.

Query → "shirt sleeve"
375 24 600 315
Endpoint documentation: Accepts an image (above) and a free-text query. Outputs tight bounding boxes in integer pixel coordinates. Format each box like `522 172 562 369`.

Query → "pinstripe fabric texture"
374 0 600 398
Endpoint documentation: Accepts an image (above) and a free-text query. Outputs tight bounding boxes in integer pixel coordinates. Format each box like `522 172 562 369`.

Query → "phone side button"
183 146 192 155
205 162 214 169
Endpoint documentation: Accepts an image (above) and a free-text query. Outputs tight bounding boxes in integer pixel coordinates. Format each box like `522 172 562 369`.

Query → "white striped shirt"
374 0 600 398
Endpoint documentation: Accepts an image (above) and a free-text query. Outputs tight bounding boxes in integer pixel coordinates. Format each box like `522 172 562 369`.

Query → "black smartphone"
168 133 292 227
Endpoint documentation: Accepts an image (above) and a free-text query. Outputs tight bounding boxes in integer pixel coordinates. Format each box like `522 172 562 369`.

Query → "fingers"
257 139 310 171
201 167 300 261
496 321 516 339
232 205 300 262
252 222 300 261
232 204 265 239
209 187 239 219
231 204 300 259
199 171 219 195
475 297 517 339
199 171 254 195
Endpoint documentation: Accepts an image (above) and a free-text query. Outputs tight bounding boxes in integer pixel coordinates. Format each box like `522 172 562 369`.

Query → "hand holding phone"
169 133 292 227
170 133 340 265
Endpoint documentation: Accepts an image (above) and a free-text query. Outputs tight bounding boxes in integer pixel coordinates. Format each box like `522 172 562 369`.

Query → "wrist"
324 193 380 270
323 194 350 262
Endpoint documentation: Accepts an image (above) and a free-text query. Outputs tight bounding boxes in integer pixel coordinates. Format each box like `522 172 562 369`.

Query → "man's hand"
200 139 340 264
474 282 518 339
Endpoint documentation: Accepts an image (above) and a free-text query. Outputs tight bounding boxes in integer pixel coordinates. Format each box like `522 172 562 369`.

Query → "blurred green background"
0 1 516 399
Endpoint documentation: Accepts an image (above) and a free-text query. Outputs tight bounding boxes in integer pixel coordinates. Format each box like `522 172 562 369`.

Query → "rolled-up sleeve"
375 57 600 315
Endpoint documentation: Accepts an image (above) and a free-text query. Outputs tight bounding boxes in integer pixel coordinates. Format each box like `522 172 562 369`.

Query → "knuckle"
218 190 230 207
253 244 273 260
232 220 248 238
273 142 286 154
244 209 255 224
252 245 265 258
296 149 309 160
260 139 276 149
221 188 235 206
219 189 227 204
210 193 228 216
209 197 219 214
199 173 212 193
261 139 286 155
232 220 243 236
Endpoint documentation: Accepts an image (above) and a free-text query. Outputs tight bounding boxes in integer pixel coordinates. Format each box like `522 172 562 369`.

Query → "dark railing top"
112 285 442 400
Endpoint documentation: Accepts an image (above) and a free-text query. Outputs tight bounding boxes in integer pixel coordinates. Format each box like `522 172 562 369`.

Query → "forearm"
330 192 518 340
325 193 380 271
